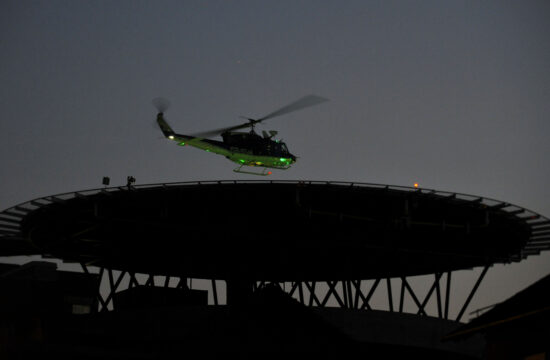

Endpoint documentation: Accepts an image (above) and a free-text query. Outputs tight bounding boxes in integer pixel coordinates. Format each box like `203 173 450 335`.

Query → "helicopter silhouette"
153 95 328 175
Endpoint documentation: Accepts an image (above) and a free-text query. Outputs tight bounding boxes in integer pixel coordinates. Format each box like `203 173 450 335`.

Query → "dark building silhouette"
0 261 99 356
445 273 550 360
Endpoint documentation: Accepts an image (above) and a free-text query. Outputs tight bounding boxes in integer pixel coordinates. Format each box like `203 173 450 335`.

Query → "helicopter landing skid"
233 165 273 176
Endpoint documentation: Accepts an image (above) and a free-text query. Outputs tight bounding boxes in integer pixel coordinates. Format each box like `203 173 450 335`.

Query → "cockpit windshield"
281 143 289 153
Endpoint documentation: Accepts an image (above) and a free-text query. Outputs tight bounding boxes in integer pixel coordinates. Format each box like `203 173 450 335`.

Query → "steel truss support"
445 271 452 319
128 272 140 288
80 263 107 311
102 269 126 312
211 279 218 305
416 273 443 316
455 265 489 323
400 277 423 313
361 278 381 310
386 278 394 312
176 276 189 290
81 264 196 312
321 281 345 307
261 267 490 322
80 266 490 320
80 264 125 312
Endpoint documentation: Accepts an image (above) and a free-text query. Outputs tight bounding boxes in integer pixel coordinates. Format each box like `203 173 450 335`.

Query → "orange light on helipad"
414 183 419 188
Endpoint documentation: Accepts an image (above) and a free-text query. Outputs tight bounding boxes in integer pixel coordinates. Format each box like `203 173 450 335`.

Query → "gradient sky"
1 0 549 319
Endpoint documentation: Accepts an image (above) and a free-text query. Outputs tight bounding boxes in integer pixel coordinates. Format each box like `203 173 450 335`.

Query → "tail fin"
156 113 175 138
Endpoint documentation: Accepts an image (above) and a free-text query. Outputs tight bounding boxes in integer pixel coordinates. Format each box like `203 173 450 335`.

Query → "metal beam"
14 206 32 213
506 209 525 215
298 282 304 304
145 274 154 287
321 281 345 307
351 280 368 309
346 280 353 309
0 216 20 224
455 265 489 323
417 273 442 316
399 279 405 313
528 219 550 227
353 280 361 309
176 277 188 289
360 278 381 310
532 225 550 232
530 236 550 243
108 269 115 292
401 277 424 314
305 281 321 307
342 280 349 308
435 273 443 318
2 210 25 218
211 279 218 306
288 282 300 298
445 272 451 320
387 278 394 312
103 271 126 310
97 267 109 312
491 202 509 210
80 263 107 312
129 272 140 288
0 224 19 231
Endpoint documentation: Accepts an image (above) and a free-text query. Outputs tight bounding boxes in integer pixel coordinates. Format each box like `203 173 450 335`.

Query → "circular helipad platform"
1 181 548 281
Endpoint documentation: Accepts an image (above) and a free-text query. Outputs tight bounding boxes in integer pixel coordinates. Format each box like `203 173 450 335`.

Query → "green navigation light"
178 142 186 146
239 159 245 164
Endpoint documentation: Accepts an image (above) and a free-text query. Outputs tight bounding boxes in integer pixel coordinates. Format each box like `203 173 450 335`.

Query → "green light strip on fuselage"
172 137 293 168
230 154 293 168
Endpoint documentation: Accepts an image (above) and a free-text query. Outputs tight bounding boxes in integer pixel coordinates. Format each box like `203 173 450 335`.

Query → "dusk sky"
1 1 549 318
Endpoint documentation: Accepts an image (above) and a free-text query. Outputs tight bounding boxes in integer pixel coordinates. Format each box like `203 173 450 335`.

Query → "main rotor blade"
192 94 329 138
191 117 259 138
191 124 249 139
257 94 329 122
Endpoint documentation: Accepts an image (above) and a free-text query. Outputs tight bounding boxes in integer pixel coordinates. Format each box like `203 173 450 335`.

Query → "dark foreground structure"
1 180 549 357
445 273 550 360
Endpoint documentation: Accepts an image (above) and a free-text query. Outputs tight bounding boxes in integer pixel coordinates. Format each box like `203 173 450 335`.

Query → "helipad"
2 181 547 281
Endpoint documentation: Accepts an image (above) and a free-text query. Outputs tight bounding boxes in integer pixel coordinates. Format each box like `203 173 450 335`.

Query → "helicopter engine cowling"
262 130 278 139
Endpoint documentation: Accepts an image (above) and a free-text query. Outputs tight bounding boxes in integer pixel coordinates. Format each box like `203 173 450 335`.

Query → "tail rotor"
152 97 171 114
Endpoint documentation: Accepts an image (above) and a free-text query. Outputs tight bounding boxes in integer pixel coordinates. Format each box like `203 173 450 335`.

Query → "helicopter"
153 95 329 175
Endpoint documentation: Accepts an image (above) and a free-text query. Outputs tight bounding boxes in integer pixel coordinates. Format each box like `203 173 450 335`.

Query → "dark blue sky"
1 0 549 317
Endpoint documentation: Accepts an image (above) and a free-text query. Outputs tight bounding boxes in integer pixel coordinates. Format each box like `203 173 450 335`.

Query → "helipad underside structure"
1 181 548 281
